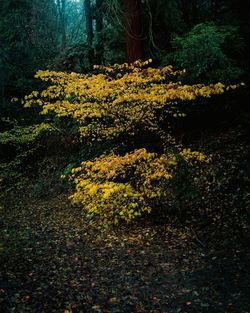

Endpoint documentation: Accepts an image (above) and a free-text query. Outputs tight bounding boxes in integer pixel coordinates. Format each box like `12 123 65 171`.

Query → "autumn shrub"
68 148 210 225
24 60 239 225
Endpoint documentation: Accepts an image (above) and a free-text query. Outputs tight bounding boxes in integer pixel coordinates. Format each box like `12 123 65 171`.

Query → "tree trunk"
84 0 93 45
95 0 103 64
125 0 144 63
57 0 67 51
84 0 94 68
96 0 103 33
61 0 67 50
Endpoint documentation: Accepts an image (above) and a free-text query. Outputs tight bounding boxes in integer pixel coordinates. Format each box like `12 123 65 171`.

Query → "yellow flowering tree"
24 60 238 225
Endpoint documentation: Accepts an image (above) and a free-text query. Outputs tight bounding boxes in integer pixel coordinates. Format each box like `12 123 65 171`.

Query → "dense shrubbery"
24 60 239 225
0 123 56 192
69 148 210 225
164 23 243 83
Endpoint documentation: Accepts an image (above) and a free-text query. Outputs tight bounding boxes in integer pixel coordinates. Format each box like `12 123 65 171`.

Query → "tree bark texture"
125 0 144 63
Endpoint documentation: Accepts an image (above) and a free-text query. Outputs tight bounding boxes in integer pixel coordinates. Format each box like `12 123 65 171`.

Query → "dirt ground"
0 191 249 313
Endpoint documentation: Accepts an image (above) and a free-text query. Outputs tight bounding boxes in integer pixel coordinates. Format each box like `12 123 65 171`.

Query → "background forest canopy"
0 0 250 108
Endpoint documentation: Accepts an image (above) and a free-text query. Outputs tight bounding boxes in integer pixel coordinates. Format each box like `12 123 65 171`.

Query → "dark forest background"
1 0 250 110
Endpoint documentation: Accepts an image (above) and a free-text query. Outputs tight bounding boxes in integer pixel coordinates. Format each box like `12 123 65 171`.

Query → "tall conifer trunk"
96 0 103 33
61 0 67 50
125 0 144 63
84 0 93 45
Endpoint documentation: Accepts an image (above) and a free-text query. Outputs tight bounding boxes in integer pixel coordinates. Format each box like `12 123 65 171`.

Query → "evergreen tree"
0 0 58 102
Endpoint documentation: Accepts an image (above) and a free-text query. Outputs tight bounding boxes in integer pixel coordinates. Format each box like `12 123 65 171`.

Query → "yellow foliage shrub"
24 60 238 144
69 149 170 224
69 148 210 225
24 60 237 225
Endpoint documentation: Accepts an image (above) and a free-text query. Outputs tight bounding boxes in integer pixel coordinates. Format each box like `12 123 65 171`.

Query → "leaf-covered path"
0 193 249 313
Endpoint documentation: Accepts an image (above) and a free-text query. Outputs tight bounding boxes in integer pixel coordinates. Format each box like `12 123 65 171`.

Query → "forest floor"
0 188 249 313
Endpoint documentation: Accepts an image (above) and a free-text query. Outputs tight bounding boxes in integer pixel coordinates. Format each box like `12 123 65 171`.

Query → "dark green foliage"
0 123 57 193
164 23 243 83
102 24 126 65
0 0 59 101
31 157 70 198
146 0 185 51
54 43 92 72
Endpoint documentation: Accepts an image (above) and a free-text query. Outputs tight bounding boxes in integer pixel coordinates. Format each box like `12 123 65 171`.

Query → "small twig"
186 226 207 248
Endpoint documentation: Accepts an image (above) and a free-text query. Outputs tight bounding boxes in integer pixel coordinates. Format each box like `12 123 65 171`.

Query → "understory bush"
164 23 243 83
0 123 56 192
24 60 240 225
69 148 209 225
